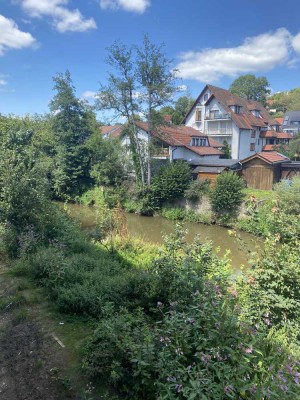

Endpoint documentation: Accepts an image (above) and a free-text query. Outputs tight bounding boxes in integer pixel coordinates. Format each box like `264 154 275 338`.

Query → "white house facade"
184 85 283 160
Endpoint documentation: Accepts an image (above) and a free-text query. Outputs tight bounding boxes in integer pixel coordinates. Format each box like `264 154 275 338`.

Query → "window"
191 137 207 147
204 93 209 101
231 105 241 114
195 109 202 121
252 109 260 117
251 129 256 138
210 110 221 119
250 143 255 151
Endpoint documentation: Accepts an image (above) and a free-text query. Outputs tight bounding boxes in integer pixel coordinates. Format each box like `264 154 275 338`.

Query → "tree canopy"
229 74 270 105
50 71 98 198
97 35 178 187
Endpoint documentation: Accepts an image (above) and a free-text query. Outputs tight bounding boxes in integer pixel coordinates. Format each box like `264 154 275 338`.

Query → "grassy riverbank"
2 203 299 399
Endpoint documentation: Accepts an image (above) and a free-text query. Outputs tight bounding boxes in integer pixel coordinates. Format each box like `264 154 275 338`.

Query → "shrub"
210 172 245 218
274 176 300 215
184 179 210 202
83 229 300 399
161 207 185 220
151 161 191 206
241 237 300 335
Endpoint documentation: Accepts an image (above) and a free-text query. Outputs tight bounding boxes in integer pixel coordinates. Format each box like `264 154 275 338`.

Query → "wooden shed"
190 159 242 186
240 152 290 190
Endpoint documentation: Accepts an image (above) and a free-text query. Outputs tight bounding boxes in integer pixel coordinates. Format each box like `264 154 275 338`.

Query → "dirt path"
0 263 81 400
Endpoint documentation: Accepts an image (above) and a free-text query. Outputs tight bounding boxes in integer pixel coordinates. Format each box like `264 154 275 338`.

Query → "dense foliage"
184 179 210 202
237 177 300 242
151 161 192 206
210 172 245 220
269 87 300 114
229 74 270 105
50 71 99 198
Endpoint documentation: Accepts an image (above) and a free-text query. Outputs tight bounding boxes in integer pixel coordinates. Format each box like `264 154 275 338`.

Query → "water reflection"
64 203 261 270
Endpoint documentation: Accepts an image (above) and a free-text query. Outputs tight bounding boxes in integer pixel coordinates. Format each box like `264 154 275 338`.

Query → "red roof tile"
275 117 284 125
101 121 223 157
241 151 290 164
260 130 292 139
184 84 276 131
262 144 290 152
100 125 124 138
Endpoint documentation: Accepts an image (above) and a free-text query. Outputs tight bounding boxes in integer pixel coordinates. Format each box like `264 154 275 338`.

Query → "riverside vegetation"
0 71 300 398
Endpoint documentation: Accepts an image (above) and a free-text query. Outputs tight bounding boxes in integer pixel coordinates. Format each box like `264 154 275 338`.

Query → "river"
64 203 260 270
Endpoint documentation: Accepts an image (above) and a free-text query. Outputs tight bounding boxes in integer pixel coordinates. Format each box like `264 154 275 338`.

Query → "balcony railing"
205 113 231 120
205 128 233 136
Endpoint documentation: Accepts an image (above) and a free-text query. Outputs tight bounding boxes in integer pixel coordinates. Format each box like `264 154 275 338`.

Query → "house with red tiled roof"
101 122 224 162
184 85 282 160
260 130 292 152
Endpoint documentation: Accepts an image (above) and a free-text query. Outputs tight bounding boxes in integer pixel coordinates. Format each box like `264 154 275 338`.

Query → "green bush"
151 161 191 206
210 172 245 219
184 178 210 202
161 207 185 220
83 228 300 399
241 238 300 335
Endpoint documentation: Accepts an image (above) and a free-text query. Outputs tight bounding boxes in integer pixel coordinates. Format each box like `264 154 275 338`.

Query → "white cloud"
82 90 98 99
100 0 150 13
175 28 293 83
0 79 7 85
0 14 36 55
292 32 300 53
19 0 97 32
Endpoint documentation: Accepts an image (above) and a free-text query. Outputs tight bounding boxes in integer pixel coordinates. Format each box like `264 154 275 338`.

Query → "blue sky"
1 0 300 117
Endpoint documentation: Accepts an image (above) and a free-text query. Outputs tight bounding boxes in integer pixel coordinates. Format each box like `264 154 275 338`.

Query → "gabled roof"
241 151 290 165
282 111 300 128
135 121 223 156
100 125 124 138
184 84 275 130
101 122 223 157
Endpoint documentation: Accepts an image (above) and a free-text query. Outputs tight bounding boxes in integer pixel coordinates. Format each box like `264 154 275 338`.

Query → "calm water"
64 203 260 270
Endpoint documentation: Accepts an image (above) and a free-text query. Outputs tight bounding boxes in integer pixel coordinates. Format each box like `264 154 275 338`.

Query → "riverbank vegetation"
1 61 300 398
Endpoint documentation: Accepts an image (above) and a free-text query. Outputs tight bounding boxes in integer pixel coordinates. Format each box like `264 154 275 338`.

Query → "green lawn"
242 188 276 201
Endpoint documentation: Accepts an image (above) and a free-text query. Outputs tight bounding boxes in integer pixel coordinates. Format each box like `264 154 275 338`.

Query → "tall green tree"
159 96 195 125
50 71 98 198
229 74 270 105
136 35 177 185
97 36 178 188
96 43 147 187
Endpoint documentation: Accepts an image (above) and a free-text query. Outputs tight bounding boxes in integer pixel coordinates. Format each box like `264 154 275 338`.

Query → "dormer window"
230 105 241 114
191 137 207 146
251 109 261 117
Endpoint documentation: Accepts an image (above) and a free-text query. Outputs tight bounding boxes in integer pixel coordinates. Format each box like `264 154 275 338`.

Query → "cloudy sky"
1 0 300 116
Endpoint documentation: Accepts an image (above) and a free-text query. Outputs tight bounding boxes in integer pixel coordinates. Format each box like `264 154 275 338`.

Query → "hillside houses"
100 84 300 190
101 121 224 162
184 85 286 159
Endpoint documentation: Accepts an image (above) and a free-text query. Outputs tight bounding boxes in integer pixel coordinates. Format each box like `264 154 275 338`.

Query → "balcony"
205 127 233 136
152 148 170 159
205 113 231 120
